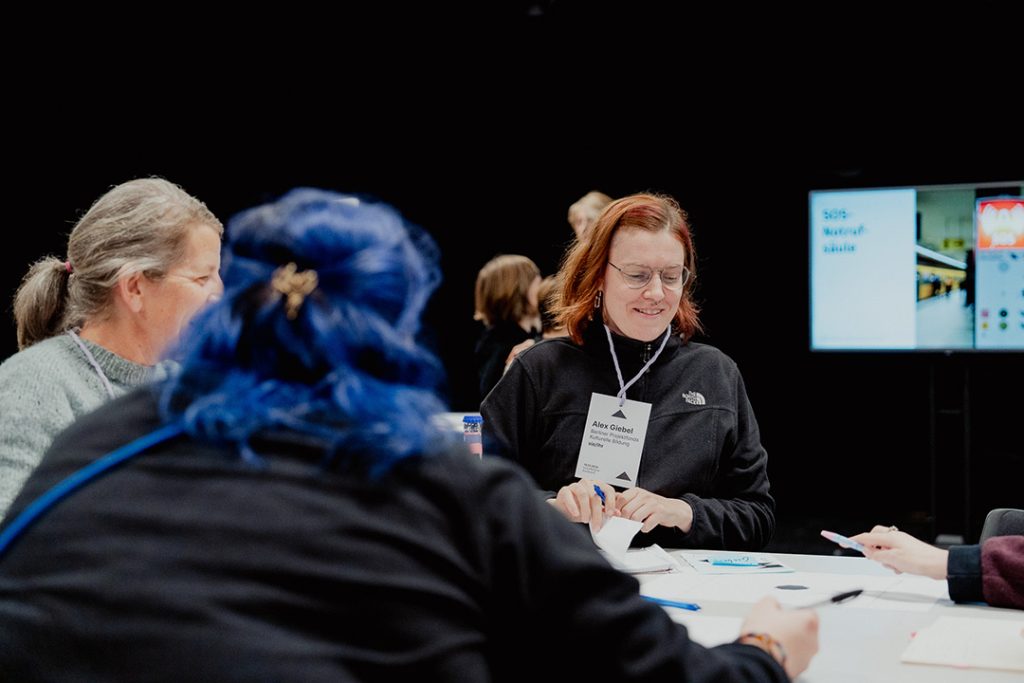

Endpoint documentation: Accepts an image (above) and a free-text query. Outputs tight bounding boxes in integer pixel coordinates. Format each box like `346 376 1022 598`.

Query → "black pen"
796 589 863 609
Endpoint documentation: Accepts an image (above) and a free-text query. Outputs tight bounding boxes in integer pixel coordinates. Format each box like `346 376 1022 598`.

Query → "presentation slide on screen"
810 183 1024 351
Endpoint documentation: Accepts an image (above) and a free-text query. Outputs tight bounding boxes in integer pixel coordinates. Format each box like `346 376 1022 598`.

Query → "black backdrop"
4 10 1021 548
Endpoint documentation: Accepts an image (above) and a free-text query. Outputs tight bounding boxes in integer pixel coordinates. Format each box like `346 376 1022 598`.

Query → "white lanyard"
602 324 671 406
67 330 117 400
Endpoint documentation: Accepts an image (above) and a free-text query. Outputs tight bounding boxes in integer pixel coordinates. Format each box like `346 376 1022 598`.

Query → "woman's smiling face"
601 228 686 342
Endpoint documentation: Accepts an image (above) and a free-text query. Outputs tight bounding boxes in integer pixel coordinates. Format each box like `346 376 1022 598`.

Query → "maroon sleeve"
981 535 1024 610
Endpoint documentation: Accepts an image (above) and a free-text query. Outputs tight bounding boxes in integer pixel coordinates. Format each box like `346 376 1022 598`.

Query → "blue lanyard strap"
0 423 185 558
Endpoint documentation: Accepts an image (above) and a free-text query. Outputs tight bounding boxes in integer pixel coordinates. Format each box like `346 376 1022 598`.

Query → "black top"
483 324 775 550
474 321 534 402
0 389 786 682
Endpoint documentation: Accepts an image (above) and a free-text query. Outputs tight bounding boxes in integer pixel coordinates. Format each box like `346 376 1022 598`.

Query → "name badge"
575 393 651 488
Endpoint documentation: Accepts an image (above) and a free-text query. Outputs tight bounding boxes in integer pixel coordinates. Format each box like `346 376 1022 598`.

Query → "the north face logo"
682 391 706 405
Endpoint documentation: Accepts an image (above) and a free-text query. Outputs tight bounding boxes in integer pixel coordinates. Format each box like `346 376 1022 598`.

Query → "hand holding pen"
549 479 617 531
739 597 820 679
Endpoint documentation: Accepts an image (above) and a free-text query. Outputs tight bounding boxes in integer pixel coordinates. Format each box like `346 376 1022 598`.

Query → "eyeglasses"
608 262 691 290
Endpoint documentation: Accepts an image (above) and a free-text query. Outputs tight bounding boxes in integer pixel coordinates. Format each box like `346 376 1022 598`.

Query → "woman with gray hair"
0 178 223 517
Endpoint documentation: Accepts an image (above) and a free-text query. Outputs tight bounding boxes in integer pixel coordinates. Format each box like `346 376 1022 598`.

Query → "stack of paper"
605 545 676 574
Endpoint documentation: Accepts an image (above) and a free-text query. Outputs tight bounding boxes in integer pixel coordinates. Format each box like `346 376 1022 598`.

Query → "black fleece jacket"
482 324 775 550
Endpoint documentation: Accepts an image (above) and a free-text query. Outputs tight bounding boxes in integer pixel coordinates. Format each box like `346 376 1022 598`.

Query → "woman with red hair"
483 193 775 550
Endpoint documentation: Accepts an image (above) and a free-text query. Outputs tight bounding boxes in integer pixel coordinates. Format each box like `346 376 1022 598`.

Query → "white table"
636 550 1023 682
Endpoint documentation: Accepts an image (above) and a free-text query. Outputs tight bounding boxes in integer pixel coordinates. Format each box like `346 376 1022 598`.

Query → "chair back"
979 508 1024 544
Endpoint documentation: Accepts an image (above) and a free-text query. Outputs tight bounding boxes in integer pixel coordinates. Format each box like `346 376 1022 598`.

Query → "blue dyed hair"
159 188 451 475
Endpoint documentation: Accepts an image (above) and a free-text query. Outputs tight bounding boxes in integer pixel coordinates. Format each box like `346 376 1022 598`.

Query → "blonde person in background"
504 275 568 369
568 190 613 239
0 178 223 518
473 254 541 401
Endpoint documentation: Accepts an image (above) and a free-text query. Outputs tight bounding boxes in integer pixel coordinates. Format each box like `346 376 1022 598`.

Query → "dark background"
4 5 1021 552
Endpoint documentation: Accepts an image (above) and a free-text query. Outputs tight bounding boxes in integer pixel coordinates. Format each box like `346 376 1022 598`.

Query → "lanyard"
67 330 117 400
0 422 184 558
602 324 671 406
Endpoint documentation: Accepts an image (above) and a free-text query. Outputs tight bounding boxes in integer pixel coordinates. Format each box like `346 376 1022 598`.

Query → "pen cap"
462 415 483 457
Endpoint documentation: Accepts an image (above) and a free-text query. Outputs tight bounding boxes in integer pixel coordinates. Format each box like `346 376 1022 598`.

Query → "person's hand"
738 597 819 679
616 487 693 533
549 479 618 532
504 339 536 369
850 526 948 579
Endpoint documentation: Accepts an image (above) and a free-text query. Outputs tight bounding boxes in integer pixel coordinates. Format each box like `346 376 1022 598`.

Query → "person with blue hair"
0 188 818 681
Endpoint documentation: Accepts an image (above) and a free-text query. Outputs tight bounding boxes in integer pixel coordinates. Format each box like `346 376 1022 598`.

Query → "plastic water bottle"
462 415 483 458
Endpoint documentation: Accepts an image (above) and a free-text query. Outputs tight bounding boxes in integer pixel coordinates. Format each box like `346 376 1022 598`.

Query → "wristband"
737 631 787 668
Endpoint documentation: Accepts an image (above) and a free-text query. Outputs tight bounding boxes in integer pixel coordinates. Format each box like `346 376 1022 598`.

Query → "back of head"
568 190 614 238
13 178 221 350
473 254 540 327
160 188 449 474
556 192 701 343
536 275 561 335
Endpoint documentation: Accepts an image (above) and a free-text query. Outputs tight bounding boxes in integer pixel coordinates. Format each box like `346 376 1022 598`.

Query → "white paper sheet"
590 516 642 556
681 551 794 574
901 616 1024 672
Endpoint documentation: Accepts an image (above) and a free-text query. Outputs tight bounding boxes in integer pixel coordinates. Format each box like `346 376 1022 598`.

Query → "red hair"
555 193 701 344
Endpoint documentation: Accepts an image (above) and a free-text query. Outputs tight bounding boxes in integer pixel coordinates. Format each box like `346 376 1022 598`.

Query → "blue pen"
642 595 701 612
593 484 606 505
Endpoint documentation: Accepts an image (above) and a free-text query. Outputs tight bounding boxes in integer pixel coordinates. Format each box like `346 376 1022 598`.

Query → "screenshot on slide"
809 181 1024 351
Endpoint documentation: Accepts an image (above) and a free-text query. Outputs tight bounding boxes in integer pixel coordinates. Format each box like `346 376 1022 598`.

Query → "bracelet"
736 631 787 668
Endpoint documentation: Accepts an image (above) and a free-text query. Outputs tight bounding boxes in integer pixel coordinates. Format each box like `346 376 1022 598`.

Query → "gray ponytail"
13 258 72 350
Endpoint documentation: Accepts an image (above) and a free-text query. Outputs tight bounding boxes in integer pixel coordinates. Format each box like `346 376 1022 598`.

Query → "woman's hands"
550 481 694 534
617 486 693 533
739 597 820 679
851 526 949 579
549 479 618 532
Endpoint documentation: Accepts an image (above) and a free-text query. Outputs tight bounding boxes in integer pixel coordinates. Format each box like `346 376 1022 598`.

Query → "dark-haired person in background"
0 188 816 681
504 274 569 369
484 193 775 550
0 178 222 518
853 526 1024 609
473 254 541 401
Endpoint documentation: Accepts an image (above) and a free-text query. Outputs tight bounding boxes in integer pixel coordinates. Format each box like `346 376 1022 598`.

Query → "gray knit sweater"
0 333 160 518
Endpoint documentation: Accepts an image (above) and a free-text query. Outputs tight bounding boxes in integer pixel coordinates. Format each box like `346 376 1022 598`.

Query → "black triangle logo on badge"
611 410 627 419
616 471 631 482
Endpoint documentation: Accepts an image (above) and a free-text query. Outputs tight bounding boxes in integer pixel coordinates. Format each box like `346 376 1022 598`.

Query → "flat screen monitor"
810 180 1024 351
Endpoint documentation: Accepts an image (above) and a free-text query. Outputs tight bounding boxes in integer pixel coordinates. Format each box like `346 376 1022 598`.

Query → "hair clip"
271 262 318 320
